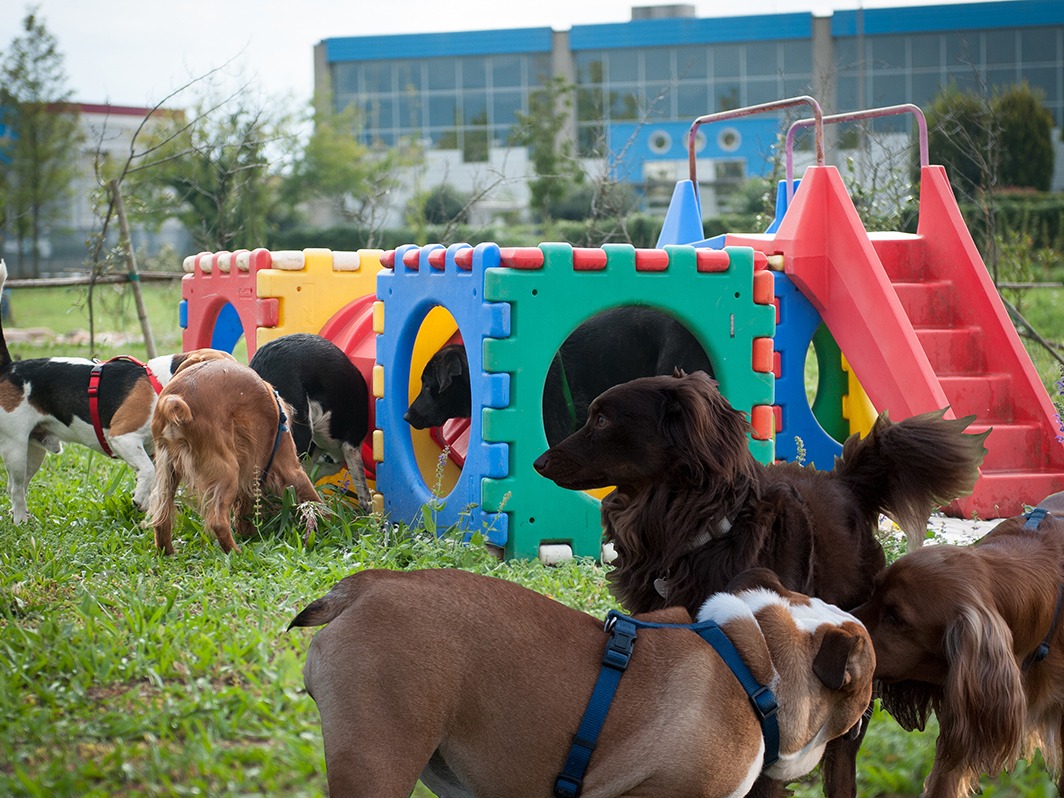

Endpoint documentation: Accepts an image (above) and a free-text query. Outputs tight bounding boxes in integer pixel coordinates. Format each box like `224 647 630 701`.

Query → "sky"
1 0 1003 110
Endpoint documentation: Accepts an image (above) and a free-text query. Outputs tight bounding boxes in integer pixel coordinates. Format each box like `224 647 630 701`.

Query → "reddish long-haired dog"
146 359 321 554
534 370 988 797
854 492 1064 798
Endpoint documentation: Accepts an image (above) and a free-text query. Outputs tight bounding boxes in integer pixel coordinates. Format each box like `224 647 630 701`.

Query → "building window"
644 48 673 82
714 44 742 79
427 57 458 90
492 55 523 88
462 57 488 89
608 51 639 83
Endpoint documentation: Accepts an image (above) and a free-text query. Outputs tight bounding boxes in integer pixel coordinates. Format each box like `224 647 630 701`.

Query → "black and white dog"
249 333 372 510
405 306 714 446
0 259 234 523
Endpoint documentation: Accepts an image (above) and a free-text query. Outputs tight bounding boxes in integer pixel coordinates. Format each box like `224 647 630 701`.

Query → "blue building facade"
314 0 1064 210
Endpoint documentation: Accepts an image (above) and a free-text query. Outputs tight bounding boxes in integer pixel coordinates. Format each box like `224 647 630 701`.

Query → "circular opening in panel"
541 306 715 452
405 305 466 495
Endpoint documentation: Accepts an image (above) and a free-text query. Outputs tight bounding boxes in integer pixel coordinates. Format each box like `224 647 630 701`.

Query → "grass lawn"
0 279 1061 796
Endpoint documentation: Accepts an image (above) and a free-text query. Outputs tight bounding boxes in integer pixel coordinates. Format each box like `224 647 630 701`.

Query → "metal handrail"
688 96 824 208
785 103 929 190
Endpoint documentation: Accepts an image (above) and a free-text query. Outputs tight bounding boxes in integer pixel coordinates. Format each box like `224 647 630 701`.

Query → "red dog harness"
88 356 164 458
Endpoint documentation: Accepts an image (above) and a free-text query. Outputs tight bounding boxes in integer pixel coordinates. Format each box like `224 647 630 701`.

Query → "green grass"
0 447 615 797
3 279 186 360
2 449 1059 797
1 276 1062 796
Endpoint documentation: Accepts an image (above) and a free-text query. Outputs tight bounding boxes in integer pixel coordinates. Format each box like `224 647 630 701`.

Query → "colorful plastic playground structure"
179 96 1064 560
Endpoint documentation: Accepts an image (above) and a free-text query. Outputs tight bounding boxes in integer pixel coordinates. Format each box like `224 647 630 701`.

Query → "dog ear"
434 347 466 391
726 567 786 595
812 627 862 690
878 680 937 732
938 603 1025 774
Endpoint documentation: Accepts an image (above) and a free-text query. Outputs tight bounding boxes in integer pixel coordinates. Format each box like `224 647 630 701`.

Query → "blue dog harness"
260 389 290 487
553 610 780 798
1021 504 1063 671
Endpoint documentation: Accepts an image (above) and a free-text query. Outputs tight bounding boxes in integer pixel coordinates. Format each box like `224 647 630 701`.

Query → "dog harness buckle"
601 617 636 671
1024 507 1050 530
749 684 780 723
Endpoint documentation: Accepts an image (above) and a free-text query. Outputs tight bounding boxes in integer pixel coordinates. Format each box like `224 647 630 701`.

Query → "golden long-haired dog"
854 492 1064 797
146 359 321 554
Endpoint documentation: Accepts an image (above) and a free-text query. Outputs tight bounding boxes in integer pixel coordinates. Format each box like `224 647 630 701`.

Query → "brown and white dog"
146 358 321 554
289 567 874 798
0 259 235 522
853 492 1064 798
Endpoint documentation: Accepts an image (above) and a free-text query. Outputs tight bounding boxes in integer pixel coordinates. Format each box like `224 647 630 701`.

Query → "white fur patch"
696 591 757 625
698 586 860 634
49 357 95 366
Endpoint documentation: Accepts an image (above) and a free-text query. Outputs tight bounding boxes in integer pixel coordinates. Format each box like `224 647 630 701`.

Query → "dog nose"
533 451 551 475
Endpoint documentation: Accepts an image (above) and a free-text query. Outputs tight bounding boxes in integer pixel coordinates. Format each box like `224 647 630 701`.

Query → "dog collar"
87 356 164 459
1021 504 1062 670
654 516 734 600
260 389 290 486
553 611 779 798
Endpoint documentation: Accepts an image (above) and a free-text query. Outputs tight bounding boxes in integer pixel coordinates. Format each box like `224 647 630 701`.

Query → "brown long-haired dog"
146 359 321 554
854 493 1064 798
534 370 988 797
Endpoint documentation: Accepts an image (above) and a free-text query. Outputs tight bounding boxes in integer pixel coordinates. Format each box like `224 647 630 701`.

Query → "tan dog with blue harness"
289 566 874 798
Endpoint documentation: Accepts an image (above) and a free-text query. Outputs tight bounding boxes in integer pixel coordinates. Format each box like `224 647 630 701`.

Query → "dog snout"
404 403 430 429
533 450 552 476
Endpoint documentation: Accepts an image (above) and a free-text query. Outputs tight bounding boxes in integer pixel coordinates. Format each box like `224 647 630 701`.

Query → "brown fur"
107 378 157 436
145 359 320 554
533 370 988 797
0 379 21 412
853 503 1064 798
289 567 874 798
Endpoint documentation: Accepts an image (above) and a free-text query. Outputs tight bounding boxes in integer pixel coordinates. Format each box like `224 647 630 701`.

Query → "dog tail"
288 576 363 630
154 394 194 430
0 259 11 373
834 408 988 547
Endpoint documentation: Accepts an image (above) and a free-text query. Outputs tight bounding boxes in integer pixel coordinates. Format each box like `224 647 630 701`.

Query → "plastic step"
892 280 956 327
950 470 1064 519
939 373 1013 418
915 327 986 373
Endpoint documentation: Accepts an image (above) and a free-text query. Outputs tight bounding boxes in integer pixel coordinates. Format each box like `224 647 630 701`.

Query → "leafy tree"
125 94 291 252
994 82 1054 192
413 184 471 225
926 82 1054 196
284 97 414 240
924 81 1056 283
0 7 83 276
511 76 582 223
926 84 991 199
